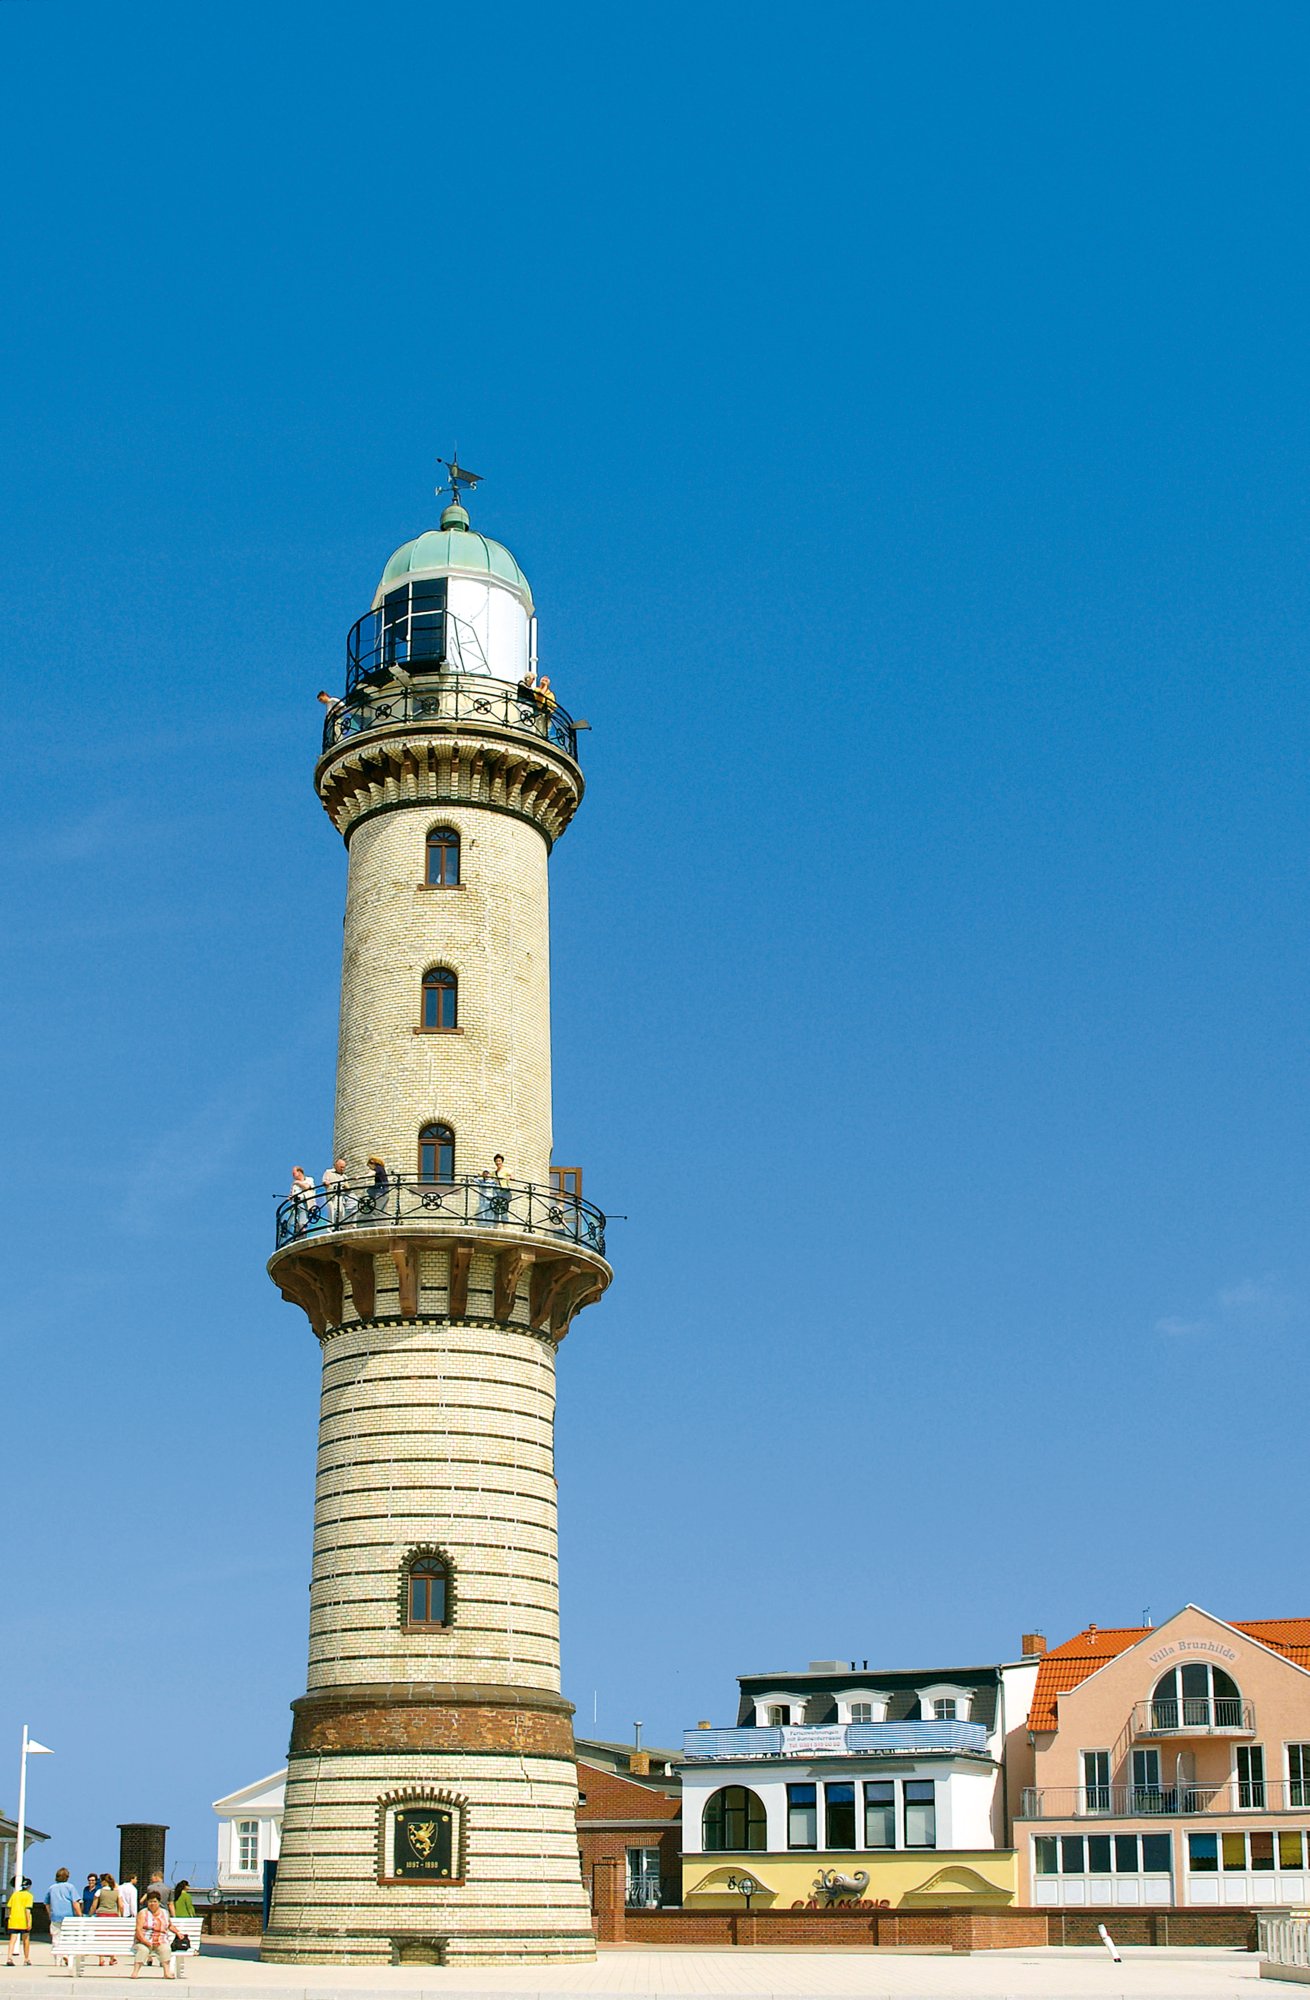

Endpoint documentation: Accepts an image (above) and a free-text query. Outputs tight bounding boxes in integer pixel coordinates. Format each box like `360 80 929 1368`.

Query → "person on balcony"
321 1157 354 1226
361 1155 389 1218
478 1155 510 1222
534 676 557 731
289 1165 318 1234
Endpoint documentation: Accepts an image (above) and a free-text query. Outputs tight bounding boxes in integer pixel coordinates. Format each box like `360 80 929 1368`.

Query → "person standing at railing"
362 1155 389 1218
321 1158 353 1226
289 1166 317 1234
533 676 557 733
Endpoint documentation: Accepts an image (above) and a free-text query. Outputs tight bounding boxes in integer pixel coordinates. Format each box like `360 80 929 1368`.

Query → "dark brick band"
290 1683 576 1757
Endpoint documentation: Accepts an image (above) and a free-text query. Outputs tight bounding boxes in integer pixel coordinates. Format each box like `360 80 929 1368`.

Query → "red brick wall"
609 1905 1256 1951
577 1761 681 1911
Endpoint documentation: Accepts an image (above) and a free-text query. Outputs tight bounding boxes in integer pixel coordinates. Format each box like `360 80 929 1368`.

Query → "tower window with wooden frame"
402 1553 450 1629
425 825 461 887
550 1165 582 1200
421 966 458 1030
418 1122 455 1182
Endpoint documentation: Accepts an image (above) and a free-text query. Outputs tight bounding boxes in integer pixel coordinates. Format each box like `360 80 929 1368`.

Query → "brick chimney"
1022 1632 1047 1657
628 1750 650 1776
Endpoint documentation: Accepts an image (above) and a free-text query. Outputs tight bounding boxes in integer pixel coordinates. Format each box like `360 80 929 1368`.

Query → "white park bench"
55 1916 204 1976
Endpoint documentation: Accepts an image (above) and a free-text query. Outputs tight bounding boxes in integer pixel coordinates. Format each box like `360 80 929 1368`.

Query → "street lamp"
726 1873 757 1912
12 1729 52 1891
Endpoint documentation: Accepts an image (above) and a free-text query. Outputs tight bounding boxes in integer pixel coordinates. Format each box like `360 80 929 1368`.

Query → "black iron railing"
321 672 578 762
274 1173 605 1257
1131 1698 1255 1736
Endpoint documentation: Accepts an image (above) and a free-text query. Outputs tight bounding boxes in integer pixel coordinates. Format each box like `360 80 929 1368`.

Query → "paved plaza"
10 1939 1279 1999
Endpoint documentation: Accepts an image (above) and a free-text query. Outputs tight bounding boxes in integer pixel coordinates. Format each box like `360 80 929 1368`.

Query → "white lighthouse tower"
263 468 611 1966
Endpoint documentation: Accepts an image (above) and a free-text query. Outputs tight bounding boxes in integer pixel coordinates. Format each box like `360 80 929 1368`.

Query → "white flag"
26 1741 52 1755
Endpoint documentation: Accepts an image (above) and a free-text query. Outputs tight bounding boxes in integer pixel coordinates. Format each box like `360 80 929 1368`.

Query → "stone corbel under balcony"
269 1229 609 1342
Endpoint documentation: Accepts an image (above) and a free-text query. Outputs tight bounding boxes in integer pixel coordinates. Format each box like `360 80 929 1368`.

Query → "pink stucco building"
1013 1605 1310 1911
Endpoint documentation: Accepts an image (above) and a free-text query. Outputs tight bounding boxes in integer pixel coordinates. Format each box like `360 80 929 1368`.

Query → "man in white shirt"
119 1876 138 1918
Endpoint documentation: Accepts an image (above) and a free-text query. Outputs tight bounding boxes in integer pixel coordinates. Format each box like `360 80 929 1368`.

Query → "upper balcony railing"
1020 1780 1310 1819
323 607 579 762
274 1173 606 1258
1131 1697 1255 1737
682 1721 989 1761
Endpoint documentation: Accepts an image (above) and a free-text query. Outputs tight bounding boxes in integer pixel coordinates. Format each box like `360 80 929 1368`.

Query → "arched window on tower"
421 966 458 1031
401 1552 450 1628
418 1123 455 1183
703 1786 766 1853
1150 1663 1243 1732
425 826 460 888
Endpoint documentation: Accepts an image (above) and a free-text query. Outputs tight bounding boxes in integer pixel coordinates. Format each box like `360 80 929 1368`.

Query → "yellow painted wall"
682 1849 1017 1909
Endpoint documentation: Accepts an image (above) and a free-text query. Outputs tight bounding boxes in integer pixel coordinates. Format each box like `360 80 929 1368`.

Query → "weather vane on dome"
437 451 482 513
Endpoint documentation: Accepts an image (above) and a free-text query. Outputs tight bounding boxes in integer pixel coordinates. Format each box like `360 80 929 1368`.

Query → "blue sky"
2 0 1308 1883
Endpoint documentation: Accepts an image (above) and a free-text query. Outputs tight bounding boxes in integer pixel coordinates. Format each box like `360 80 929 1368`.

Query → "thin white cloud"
1155 1274 1300 1340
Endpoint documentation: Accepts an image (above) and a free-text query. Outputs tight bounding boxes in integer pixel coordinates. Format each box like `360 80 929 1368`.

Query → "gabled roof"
212 1767 288 1813
1029 1613 1310 1732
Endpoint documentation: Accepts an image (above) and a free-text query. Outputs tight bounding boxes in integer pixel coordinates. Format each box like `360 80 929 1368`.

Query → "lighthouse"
262 468 611 1966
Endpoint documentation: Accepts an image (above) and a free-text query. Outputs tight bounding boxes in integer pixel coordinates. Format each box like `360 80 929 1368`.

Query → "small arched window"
425 826 460 888
405 1556 449 1627
421 966 458 1031
419 1123 455 1182
703 1786 766 1853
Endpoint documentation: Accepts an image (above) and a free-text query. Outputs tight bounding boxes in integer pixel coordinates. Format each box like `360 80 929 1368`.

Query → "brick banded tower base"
262 491 610 1965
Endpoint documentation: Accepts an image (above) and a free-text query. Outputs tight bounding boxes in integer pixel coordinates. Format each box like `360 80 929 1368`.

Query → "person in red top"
131 1894 179 1980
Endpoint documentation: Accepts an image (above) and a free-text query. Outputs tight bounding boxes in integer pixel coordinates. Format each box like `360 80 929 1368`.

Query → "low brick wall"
203 1905 263 1937
606 1904 1258 1951
612 1906 1046 1951
1045 1908 1258 1949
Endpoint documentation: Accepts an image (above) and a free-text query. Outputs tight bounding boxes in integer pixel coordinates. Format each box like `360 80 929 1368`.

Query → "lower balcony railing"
1020 1781 1310 1819
683 1721 988 1760
275 1173 606 1257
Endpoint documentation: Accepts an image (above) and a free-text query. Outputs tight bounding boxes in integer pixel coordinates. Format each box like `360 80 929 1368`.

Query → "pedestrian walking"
80 1875 98 1927
169 1883 195 1919
130 1894 179 1981
46 1870 78 1964
6 1877 33 1966
142 1874 167 1911
119 1875 138 1918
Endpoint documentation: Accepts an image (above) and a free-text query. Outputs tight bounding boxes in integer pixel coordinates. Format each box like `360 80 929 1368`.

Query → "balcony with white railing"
1019 1779 1310 1819
682 1721 989 1761
1130 1697 1256 1738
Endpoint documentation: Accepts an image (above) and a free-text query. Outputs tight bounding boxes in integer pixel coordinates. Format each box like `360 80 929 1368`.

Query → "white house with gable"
212 1769 286 1897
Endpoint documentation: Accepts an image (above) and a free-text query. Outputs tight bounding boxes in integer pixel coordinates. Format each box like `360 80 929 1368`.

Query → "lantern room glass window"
382 579 448 669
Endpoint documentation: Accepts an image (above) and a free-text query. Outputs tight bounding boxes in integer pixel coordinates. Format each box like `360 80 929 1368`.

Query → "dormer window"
850 1703 873 1724
934 1699 957 1720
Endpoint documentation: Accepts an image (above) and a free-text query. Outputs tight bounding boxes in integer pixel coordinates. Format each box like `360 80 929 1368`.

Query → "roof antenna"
437 450 483 518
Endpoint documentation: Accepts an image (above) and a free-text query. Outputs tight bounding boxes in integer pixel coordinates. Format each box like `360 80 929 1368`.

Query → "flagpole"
13 1726 28 1894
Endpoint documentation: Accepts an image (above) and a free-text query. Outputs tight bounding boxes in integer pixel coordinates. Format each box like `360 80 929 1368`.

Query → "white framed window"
1082 1750 1111 1812
850 1702 873 1724
236 1820 259 1872
1289 1744 1310 1808
933 1698 957 1720
1237 1745 1266 1810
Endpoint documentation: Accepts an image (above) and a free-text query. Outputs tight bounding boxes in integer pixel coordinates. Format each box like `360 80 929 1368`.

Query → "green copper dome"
375 515 532 607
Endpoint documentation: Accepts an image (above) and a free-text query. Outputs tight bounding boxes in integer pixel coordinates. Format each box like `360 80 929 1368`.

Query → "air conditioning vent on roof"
807 1660 849 1673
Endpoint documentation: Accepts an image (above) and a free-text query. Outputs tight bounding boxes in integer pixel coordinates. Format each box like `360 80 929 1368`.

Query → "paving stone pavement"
11 1938 1274 1999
